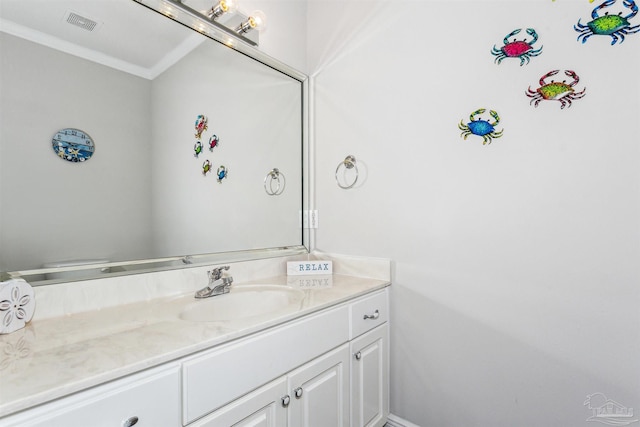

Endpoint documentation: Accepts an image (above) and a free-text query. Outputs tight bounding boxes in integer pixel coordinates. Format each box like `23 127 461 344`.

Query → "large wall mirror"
0 0 308 285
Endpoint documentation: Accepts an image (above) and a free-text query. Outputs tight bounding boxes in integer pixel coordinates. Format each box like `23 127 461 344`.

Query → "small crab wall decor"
525 70 586 109
194 140 203 158
491 28 543 65
458 109 504 145
574 0 640 45
194 114 208 139
209 134 220 151
216 165 228 183
202 159 212 176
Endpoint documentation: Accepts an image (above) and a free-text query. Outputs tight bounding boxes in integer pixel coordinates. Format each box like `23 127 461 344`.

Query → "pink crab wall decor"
491 28 543 65
525 70 587 109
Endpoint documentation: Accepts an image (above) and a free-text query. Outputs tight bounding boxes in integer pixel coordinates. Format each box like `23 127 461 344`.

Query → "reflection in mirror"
0 0 308 285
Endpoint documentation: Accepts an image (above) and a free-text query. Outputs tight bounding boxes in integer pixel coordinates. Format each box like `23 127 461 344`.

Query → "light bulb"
248 10 266 32
208 0 238 20
236 10 267 34
222 0 239 13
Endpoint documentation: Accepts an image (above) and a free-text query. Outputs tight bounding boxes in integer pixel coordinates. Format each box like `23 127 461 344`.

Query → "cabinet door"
287 343 350 427
350 324 389 427
190 377 288 427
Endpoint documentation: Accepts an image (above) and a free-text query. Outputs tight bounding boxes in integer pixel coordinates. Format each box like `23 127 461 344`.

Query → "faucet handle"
208 265 230 280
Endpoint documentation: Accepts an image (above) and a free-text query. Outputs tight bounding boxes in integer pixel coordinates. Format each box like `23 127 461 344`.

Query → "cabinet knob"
122 416 139 427
282 395 291 407
294 387 303 399
355 351 362 360
363 309 380 320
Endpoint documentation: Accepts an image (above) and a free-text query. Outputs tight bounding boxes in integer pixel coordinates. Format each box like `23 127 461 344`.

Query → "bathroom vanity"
1 0 388 424
0 257 390 427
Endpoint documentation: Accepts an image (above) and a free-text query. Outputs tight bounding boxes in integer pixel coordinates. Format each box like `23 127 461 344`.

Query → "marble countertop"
0 274 390 417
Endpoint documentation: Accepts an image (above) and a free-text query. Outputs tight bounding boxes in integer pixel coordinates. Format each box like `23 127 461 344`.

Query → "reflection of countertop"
0 274 390 417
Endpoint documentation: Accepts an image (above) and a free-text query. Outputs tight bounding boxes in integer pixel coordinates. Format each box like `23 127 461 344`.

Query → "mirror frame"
3 0 310 285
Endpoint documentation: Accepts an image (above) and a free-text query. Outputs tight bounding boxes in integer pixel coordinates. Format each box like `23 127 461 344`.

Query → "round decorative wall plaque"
52 128 95 163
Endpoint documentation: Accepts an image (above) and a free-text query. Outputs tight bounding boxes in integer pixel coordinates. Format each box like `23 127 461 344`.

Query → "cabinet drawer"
182 304 350 424
0 364 181 427
350 289 388 339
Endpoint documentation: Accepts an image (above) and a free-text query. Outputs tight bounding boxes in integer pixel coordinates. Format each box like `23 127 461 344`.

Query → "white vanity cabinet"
286 343 350 427
181 303 351 425
350 325 389 427
189 288 389 427
0 364 181 427
188 377 288 427
191 344 350 427
349 290 390 427
0 286 390 427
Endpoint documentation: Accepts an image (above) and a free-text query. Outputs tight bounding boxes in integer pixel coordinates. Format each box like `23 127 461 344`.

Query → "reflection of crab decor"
526 70 586 109
491 28 543 65
575 0 640 45
194 114 208 139
202 160 212 176
194 140 203 157
458 109 504 145
209 134 220 151
216 165 228 183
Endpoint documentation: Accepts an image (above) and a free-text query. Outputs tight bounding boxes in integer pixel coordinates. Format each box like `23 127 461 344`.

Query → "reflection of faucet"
194 266 233 298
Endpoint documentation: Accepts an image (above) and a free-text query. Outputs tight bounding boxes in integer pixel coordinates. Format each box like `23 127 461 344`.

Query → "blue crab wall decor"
575 0 640 44
458 109 504 145
491 28 543 65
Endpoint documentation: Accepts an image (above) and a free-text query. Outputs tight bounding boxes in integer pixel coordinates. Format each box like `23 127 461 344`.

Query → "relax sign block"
287 261 333 276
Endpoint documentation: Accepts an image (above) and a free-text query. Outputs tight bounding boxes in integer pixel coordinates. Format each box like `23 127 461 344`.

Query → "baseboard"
386 413 421 427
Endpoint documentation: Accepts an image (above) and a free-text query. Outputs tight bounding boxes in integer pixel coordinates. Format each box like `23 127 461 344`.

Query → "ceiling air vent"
64 11 101 32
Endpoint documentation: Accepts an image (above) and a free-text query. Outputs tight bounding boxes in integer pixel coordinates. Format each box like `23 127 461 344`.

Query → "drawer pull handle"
363 309 380 320
282 395 291 407
294 387 304 399
355 351 362 360
122 416 139 427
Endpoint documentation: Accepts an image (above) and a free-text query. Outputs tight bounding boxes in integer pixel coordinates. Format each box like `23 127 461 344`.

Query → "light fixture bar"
136 0 257 46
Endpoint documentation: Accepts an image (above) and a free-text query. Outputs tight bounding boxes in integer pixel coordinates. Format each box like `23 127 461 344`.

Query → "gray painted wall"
150 38 303 256
0 33 153 271
307 1 640 426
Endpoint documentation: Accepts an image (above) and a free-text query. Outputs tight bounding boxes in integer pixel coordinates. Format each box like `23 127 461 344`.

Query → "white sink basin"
179 285 305 322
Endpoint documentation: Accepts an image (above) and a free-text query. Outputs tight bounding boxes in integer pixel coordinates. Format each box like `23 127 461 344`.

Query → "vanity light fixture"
235 10 266 34
137 0 261 46
207 0 238 20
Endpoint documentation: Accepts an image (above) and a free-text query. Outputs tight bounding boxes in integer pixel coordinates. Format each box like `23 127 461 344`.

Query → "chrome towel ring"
264 168 286 195
335 155 358 189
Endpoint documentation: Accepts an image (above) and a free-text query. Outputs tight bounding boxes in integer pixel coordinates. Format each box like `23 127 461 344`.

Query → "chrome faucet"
194 266 233 298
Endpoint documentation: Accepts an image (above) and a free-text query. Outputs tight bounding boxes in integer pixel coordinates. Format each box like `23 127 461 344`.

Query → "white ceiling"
0 0 210 79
